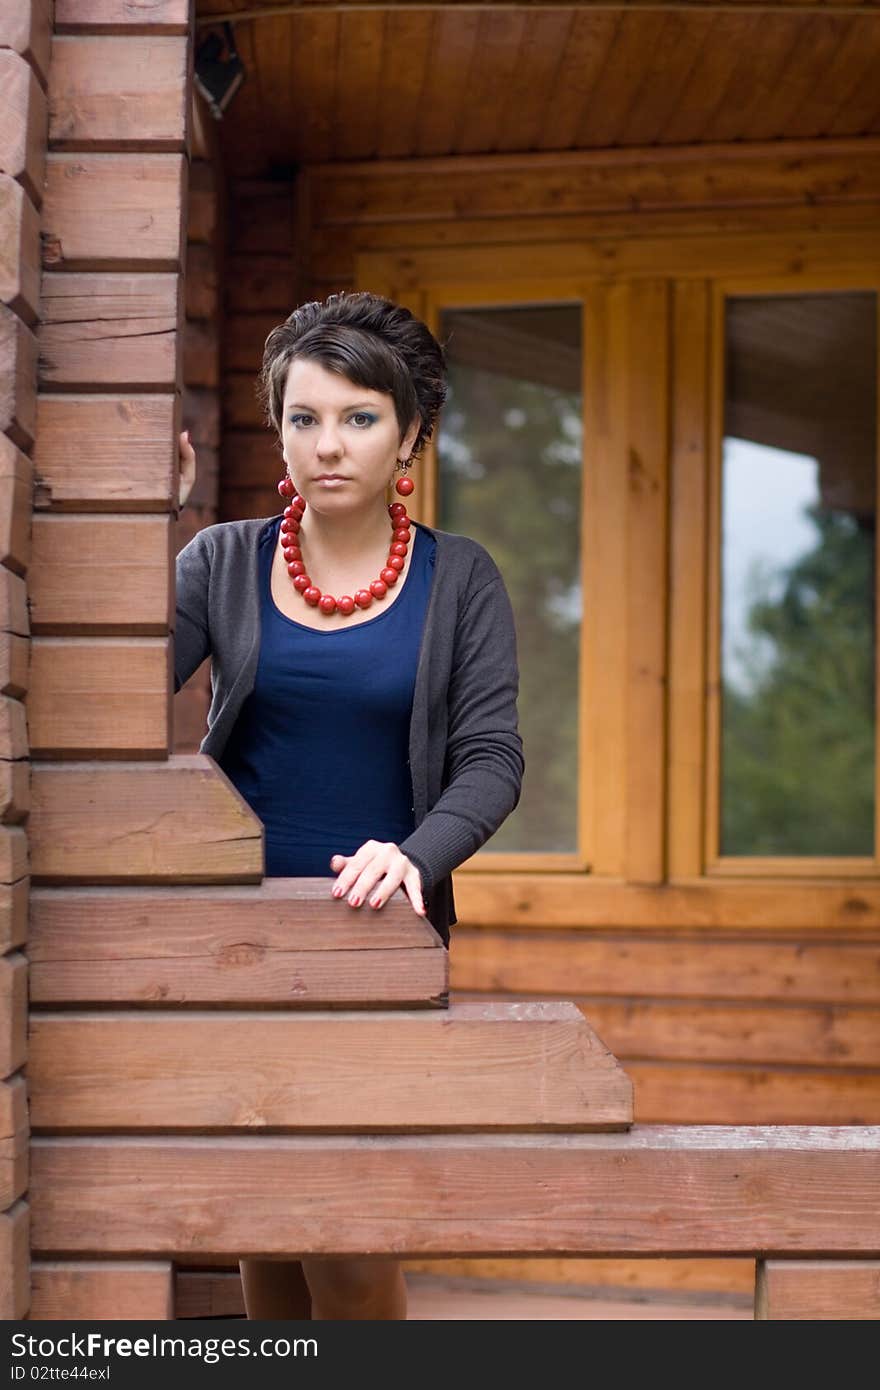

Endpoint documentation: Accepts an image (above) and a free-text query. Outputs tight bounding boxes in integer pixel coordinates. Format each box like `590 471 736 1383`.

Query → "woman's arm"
174 528 212 692
397 571 524 894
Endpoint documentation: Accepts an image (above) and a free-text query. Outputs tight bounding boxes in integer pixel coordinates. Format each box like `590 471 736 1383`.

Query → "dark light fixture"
194 23 245 120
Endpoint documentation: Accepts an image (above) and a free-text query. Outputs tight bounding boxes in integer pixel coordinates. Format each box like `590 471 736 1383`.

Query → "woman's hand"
330 840 426 917
178 429 196 509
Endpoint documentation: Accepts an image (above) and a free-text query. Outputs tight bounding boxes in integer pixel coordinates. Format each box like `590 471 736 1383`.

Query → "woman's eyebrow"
285 401 382 412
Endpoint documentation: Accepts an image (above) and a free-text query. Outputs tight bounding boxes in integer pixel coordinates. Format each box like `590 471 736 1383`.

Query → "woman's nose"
316 428 343 458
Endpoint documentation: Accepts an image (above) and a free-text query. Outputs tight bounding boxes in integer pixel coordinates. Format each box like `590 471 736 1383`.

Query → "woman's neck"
295 499 396 569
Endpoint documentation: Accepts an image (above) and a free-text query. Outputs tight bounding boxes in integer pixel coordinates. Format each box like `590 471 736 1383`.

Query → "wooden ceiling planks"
206 8 880 176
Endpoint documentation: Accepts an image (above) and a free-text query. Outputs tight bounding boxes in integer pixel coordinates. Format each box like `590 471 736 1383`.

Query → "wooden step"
29 879 447 1006
29 1002 631 1132
29 1126 880 1259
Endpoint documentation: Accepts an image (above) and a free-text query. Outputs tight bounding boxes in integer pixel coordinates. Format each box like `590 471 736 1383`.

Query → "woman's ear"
401 415 421 459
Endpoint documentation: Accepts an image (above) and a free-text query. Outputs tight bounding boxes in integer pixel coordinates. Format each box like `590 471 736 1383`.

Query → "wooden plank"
0 176 40 328
403 1254 755 1299
29 1003 632 1132
578 12 669 149
0 879 27 952
54 1 189 33
0 1125 28 1208
582 284 628 877
34 394 177 511
29 1127 880 1259
225 255 295 316
0 303 37 449
0 50 47 206
28 638 171 758
313 142 880 227
358 227 880 292
223 313 280 373
0 952 26 1076
182 317 218 389
0 568 29 638
452 876 880 934
49 36 187 150
0 0 52 86
668 280 710 878
756 1259 880 1319
0 830 27 885
449 929 880 1006
29 880 447 1004
375 12 434 160
317 204 880 280
223 376 264 431
0 633 28 699
454 13 528 158
30 1260 174 1321
0 696 28 761
29 514 173 635
0 433 33 575
28 756 263 884
184 242 218 321
186 161 216 246
42 153 186 270
0 1200 28 1319
0 1073 27 1139
625 280 668 884
628 1061 880 1125
38 273 181 389
0 759 29 825
30 943 446 1007
578 999 880 1069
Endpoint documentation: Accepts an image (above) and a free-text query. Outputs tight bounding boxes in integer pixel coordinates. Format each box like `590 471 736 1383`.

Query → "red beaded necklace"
276 476 411 618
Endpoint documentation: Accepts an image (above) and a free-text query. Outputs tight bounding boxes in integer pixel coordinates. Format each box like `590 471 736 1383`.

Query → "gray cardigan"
174 515 524 942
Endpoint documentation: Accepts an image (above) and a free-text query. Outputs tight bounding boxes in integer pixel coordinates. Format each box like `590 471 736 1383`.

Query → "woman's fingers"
329 841 425 915
178 429 197 509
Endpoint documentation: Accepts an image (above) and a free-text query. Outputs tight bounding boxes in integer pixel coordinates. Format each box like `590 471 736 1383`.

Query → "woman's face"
280 357 418 513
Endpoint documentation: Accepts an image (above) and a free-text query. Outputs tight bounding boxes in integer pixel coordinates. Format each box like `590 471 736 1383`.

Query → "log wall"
0 0 49 1320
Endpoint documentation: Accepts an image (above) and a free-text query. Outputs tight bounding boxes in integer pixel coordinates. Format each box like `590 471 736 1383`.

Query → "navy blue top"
219 516 437 877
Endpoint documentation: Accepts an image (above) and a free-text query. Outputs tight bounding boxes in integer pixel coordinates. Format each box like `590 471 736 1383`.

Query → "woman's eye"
350 413 375 427
288 414 314 428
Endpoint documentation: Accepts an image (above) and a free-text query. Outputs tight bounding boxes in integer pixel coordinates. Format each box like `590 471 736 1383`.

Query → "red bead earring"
278 474 295 499
395 457 414 497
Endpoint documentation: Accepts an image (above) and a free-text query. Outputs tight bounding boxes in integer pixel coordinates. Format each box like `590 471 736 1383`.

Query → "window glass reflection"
438 305 583 853
721 293 876 856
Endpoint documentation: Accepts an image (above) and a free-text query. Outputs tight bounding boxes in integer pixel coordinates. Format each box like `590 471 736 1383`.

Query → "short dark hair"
259 291 447 459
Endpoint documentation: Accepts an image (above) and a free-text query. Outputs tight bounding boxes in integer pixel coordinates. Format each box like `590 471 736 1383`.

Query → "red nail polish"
349 895 360 907
370 896 381 908
332 886 342 898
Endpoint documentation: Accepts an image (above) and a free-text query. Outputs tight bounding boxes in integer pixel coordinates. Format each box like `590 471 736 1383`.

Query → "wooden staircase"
23 882 880 1319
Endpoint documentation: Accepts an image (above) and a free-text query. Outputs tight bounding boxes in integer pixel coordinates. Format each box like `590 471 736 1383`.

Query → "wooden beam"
30 881 447 1005
28 757 264 884
0 1200 28 1318
34 395 178 512
42 153 186 270
0 434 33 575
30 1260 174 1321
0 953 27 1076
0 880 28 953
38 274 181 390
29 514 173 635
756 1259 880 1319
29 1127 880 1258
28 638 171 758
49 36 188 151
0 305 37 450
0 178 40 328
0 50 47 206
54 0 189 31
452 875 880 934
29 1003 632 1132
0 0 52 86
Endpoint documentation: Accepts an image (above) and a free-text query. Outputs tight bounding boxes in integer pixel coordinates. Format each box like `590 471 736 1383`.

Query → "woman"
175 291 524 1319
